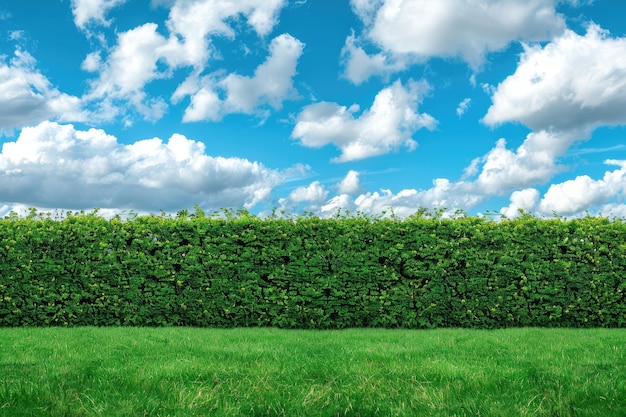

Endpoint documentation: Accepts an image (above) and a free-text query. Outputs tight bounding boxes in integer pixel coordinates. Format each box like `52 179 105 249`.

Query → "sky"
1 0 626 219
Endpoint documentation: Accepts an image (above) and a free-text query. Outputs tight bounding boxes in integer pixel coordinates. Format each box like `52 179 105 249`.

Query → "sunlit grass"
1 327 625 416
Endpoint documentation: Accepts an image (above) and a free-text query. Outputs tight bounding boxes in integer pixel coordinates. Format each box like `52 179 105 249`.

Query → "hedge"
1 210 625 328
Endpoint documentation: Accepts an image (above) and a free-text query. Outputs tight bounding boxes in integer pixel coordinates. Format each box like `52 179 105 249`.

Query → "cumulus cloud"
598 203 626 219
337 170 362 194
537 160 626 216
484 25 626 133
83 0 289 122
320 194 357 217
292 79 437 162
276 180 329 214
302 120 622 219
367 180 478 217
0 121 300 211
343 0 567 83
71 0 128 29
0 50 86 133
177 33 304 122
473 130 578 195
163 0 286 68
286 181 328 204
340 32 406 85
82 23 172 121
316 177 484 219
500 188 540 218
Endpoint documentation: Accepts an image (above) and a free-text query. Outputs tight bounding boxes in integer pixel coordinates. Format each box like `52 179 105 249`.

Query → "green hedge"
1 211 625 328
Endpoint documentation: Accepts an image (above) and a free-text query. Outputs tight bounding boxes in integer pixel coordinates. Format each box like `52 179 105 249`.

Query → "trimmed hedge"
1 211 625 328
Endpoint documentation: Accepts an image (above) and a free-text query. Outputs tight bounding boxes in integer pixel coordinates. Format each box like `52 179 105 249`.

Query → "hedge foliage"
1 209 625 328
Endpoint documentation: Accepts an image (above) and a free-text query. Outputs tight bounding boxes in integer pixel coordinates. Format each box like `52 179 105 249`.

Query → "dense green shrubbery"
1 209 625 328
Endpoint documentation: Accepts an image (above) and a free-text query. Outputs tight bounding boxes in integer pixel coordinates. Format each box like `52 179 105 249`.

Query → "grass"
0 327 625 416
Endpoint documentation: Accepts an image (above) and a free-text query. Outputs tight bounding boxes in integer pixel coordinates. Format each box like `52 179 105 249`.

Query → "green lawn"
0 327 624 416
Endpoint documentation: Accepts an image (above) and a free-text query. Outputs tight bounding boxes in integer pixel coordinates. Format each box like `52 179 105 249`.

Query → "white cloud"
484 25 626 132
320 194 356 217
345 0 567 82
83 23 170 121
598 203 626 219
0 121 299 211
298 122 625 219
500 188 540 218
164 0 286 68
340 32 407 85
352 179 482 218
179 33 304 122
287 181 328 204
81 51 102 72
292 79 437 162
537 160 626 215
349 0 384 26
456 98 471 117
71 0 128 29
308 127 604 218
337 170 362 194
276 180 329 214
0 49 85 133
315 177 484 219
473 130 575 195
82 0 290 123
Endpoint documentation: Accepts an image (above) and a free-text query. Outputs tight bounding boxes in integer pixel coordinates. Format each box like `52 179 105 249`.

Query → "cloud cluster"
71 0 128 29
175 34 304 122
484 25 626 133
81 0 294 122
0 50 85 132
337 170 362 194
538 160 626 215
343 0 567 83
472 129 580 195
0 121 299 211
292 79 436 162
500 188 540 218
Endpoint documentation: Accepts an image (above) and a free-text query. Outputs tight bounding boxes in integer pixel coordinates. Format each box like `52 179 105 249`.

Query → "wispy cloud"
567 144 626 156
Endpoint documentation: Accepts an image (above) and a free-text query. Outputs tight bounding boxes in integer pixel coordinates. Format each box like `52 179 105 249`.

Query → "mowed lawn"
0 327 625 416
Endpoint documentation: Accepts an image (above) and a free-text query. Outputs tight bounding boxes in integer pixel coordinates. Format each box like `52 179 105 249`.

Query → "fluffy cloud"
0 50 85 132
292 79 436 162
484 25 626 133
500 188 540 218
0 121 298 211
320 194 356 216
286 181 328 204
84 23 170 121
71 0 127 29
162 0 286 68
83 0 289 122
305 124 624 219
597 203 626 219
537 160 626 215
337 170 362 194
317 177 484 219
177 34 304 121
167 0 285 41
340 32 406 85
473 130 577 194
280 181 328 206
358 180 480 217
344 0 567 82
276 180 329 214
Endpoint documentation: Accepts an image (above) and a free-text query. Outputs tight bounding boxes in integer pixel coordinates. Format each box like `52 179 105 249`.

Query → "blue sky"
1 0 626 218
